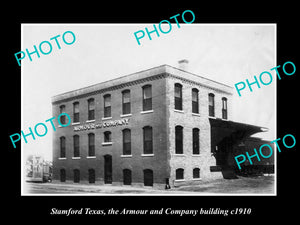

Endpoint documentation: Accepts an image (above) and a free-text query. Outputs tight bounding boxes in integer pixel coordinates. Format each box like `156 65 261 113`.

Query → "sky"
21 24 276 161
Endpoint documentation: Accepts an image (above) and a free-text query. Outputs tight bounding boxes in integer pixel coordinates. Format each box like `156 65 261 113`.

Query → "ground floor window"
193 168 200 179
176 168 184 180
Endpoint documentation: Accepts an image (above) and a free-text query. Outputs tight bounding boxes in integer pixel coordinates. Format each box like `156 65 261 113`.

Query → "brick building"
51 60 271 188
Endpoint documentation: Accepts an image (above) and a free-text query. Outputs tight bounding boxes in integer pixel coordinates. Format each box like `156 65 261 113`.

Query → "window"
143 126 153 154
103 94 111 118
174 83 183 110
59 105 66 125
193 168 200 179
73 135 80 157
60 169 66 182
88 169 95 183
73 102 80 123
73 169 80 183
192 128 200 155
208 93 215 117
104 131 112 143
192 88 199 113
143 169 153 186
88 133 95 157
122 129 131 155
60 136 66 158
176 168 184 180
142 85 152 111
175 126 183 154
222 97 228 119
122 90 131 115
88 98 95 120
123 169 132 185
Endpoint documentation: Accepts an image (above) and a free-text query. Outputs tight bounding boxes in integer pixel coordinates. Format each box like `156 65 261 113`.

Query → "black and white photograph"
21 24 276 195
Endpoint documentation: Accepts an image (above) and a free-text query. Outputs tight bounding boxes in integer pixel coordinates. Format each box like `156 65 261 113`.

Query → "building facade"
51 61 270 188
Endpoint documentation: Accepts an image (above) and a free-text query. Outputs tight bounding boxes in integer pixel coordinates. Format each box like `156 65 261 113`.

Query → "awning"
209 118 268 148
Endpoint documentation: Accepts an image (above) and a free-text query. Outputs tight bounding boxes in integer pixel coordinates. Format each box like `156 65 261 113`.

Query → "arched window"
122 129 131 155
122 90 131 115
193 168 200 179
192 88 199 113
222 97 228 119
143 169 153 186
143 126 153 154
192 128 200 155
174 83 183 110
142 85 152 111
73 102 80 122
175 126 183 154
104 131 112 143
88 169 95 183
103 94 111 118
73 169 80 183
60 169 66 182
175 168 184 180
88 98 95 120
123 169 132 185
88 133 95 156
73 135 80 157
60 136 66 158
208 93 215 117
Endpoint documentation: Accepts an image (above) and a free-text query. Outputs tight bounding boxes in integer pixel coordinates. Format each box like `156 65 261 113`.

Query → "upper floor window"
143 126 153 154
88 98 95 120
59 105 66 125
208 93 215 117
60 136 66 158
122 129 131 155
175 125 183 154
88 133 95 157
222 97 228 119
73 102 80 123
73 135 80 157
104 131 112 143
103 94 111 118
174 83 183 110
192 88 199 114
122 90 131 115
192 128 200 155
142 85 152 111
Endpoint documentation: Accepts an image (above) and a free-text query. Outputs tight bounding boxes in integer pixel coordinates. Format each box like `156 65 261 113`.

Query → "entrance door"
143 169 153 186
123 169 132 185
104 155 112 184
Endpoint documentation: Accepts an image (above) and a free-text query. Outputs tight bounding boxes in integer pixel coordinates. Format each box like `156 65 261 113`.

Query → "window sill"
208 116 216 119
192 178 202 181
173 154 186 156
140 110 153 114
192 113 200 117
120 113 132 118
192 154 201 157
174 109 184 113
58 157 66 160
86 119 95 123
102 142 113 146
175 179 185 182
141 154 154 157
87 156 96 159
121 155 132 158
72 157 81 159
72 122 80 126
102 117 112 121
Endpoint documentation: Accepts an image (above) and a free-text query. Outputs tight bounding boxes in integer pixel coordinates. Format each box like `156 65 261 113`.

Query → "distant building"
51 60 273 188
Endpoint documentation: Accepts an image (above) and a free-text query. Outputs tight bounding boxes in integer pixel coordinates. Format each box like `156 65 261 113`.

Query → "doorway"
104 155 112 184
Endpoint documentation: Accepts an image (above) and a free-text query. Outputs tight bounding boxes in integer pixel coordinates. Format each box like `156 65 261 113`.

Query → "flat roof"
52 64 233 104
